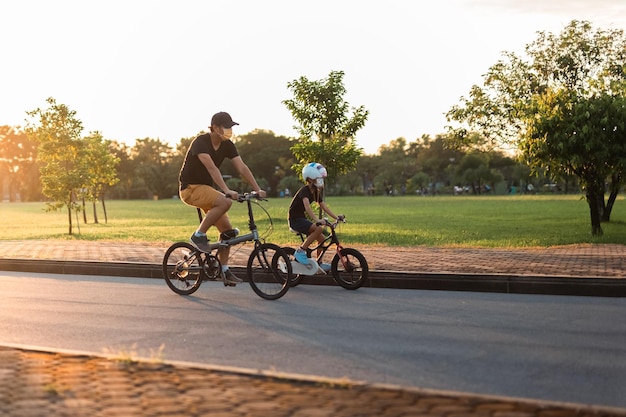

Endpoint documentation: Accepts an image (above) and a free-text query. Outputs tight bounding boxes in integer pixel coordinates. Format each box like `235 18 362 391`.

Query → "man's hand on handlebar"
225 190 239 200
239 190 268 202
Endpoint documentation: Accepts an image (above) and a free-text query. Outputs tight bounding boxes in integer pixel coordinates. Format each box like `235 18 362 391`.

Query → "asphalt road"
1 271 624 408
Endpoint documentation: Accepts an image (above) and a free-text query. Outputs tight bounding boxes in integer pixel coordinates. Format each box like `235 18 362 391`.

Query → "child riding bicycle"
288 162 344 270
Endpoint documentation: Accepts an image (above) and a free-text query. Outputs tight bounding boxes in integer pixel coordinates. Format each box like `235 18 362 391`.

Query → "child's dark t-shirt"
288 185 322 220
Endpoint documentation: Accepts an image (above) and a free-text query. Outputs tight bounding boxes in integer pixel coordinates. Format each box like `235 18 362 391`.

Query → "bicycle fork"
335 244 354 272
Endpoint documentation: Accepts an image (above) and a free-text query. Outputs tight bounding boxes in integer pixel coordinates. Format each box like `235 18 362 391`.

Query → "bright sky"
1 0 625 155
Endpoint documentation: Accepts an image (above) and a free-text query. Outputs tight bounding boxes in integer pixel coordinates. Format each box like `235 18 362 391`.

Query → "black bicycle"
283 217 369 290
162 192 292 300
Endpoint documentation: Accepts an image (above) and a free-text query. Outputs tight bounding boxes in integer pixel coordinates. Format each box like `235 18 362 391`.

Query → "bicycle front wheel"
162 242 204 295
247 243 291 300
332 247 369 290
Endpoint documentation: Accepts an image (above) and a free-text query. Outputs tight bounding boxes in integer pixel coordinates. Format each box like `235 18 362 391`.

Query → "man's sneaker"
294 249 309 264
319 262 331 272
190 233 211 252
222 269 243 285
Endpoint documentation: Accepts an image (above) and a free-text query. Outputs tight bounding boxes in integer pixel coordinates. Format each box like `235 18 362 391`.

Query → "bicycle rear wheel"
247 243 291 300
162 242 204 295
332 247 369 290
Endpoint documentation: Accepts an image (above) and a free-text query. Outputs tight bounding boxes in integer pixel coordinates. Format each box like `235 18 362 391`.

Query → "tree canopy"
446 20 626 235
0 125 39 201
283 70 369 181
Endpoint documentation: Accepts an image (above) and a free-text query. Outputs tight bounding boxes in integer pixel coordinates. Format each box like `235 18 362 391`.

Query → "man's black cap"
211 112 239 128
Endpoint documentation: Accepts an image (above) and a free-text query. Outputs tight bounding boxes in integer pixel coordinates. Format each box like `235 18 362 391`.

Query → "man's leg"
214 214 234 266
198 195 232 233
214 214 243 284
182 185 231 253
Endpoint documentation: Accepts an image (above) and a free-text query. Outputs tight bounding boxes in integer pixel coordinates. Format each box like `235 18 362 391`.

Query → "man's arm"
231 156 266 198
198 153 237 198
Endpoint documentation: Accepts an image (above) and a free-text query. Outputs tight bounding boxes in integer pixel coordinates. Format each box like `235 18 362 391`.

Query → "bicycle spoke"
248 243 291 300
332 248 369 290
162 242 204 295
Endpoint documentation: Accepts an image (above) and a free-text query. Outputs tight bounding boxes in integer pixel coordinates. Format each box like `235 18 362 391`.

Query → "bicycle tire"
162 242 205 295
281 247 304 287
247 243 291 300
331 247 369 290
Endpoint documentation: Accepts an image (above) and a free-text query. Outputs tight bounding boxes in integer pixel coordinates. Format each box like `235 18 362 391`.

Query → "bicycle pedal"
223 282 237 287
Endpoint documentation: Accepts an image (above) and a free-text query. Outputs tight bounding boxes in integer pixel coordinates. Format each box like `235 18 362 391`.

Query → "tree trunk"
603 190 618 222
596 193 606 222
101 194 109 223
586 190 603 236
602 172 622 222
92 199 99 224
67 203 73 235
9 178 17 202
75 208 81 235
81 197 87 223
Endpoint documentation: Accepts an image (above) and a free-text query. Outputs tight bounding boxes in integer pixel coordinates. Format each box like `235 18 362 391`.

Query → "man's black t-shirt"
288 185 322 220
178 133 239 188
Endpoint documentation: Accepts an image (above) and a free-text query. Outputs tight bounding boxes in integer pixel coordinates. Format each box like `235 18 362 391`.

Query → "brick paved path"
0 240 624 278
1 346 624 417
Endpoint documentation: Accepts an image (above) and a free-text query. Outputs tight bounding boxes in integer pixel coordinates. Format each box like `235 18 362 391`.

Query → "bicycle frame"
298 220 347 268
200 192 266 251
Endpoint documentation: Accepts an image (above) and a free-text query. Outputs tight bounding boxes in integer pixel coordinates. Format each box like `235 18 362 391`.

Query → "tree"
456 153 501 194
132 138 177 199
25 97 89 234
277 175 301 197
228 130 296 196
108 141 138 199
374 137 420 195
416 135 462 195
522 89 626 234
446 20 626 235
354 154 380 195
283 70 369 182
0 125 40 201
83 132 120 223
406 172 430 195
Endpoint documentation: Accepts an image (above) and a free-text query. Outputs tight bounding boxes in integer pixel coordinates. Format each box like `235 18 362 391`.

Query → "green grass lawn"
1 195 625 248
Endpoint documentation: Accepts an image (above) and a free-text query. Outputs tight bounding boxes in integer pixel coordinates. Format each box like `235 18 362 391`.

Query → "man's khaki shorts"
180 184 223 214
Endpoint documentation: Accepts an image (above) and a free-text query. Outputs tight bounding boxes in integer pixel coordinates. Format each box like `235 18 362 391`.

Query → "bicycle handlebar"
318 216 346 228
237 191 267 203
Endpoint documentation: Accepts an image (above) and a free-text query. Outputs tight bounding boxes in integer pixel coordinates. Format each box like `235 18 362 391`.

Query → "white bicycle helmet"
302 162 327 183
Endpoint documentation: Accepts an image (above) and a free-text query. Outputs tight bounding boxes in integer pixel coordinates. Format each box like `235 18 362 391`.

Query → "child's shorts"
289 218 313 234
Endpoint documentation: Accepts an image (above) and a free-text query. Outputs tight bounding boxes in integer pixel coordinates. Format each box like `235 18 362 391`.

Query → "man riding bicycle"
178 112 266 285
